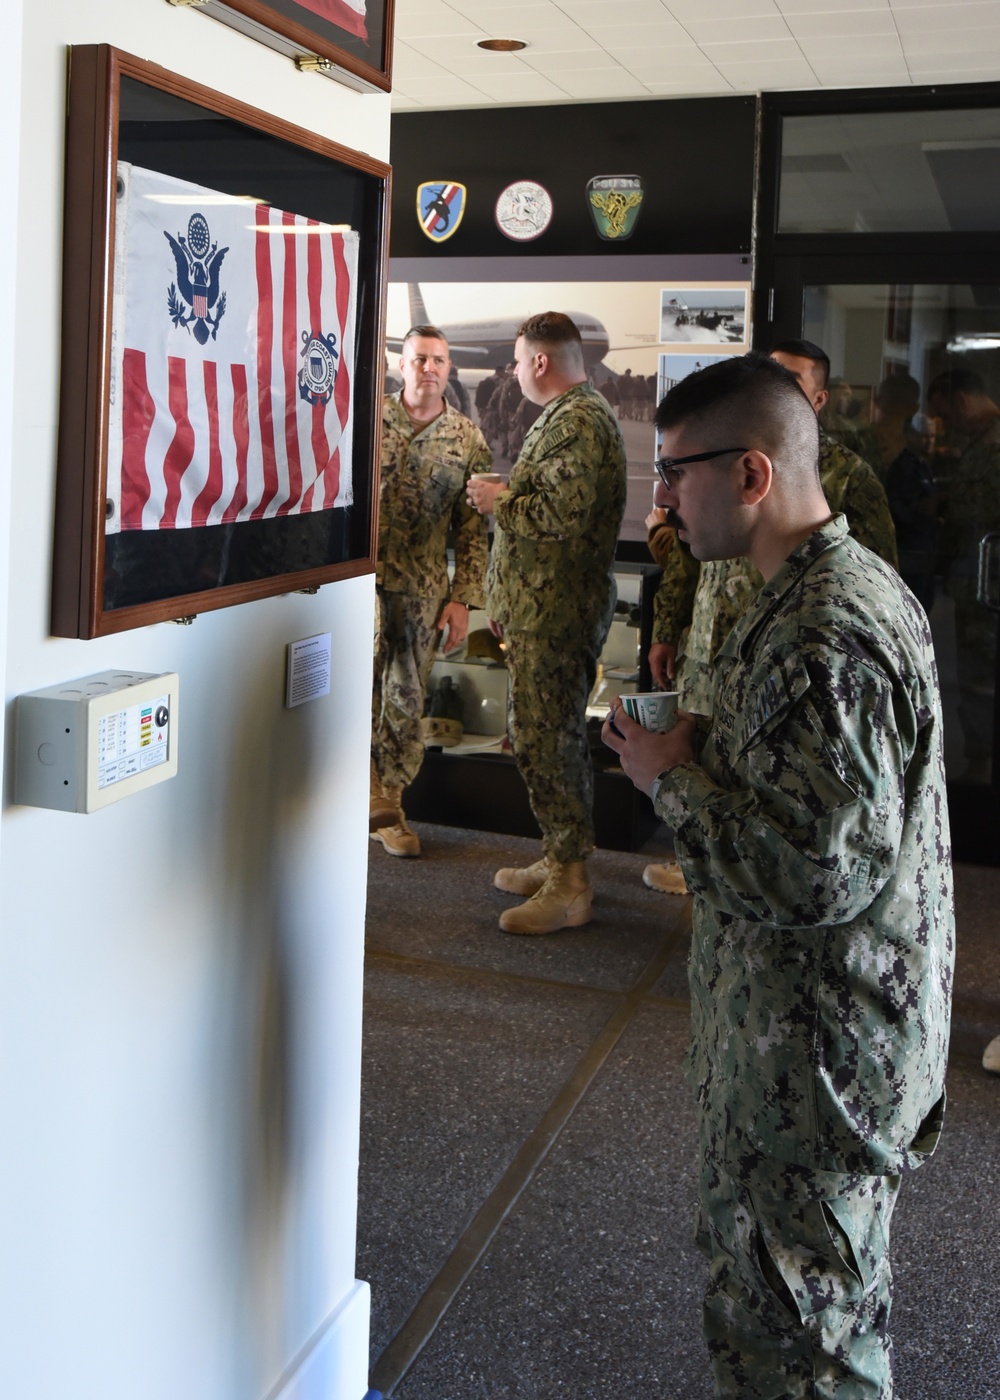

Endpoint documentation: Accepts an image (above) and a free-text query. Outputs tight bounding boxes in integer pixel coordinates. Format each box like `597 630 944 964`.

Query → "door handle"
977 531 1000 612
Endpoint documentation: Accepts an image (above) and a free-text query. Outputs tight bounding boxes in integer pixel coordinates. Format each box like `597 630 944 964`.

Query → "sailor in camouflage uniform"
642 341 898 897
603 354 954 1399
371 326 491 858
468 313 627 934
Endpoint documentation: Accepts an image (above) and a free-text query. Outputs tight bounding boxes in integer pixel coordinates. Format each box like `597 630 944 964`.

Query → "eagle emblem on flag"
165 212 229 344
586 175 645 242
417 182 467 243
298 330 340 406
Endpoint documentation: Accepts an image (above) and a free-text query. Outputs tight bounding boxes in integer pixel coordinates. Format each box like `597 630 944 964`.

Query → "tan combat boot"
499 860 592 935
370 765 403 831
370 813 421 858
642 860 688 895
493 855 552 895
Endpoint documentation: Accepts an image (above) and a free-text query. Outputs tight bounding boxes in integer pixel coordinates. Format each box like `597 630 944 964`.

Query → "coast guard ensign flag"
107 163 358 532
292 0 368 40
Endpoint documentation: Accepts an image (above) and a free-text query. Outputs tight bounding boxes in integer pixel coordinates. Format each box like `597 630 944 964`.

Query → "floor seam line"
368 904 690 1397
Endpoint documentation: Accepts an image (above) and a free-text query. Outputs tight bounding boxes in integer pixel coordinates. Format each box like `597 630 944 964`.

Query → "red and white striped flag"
108 163 358 533
292 0 368 40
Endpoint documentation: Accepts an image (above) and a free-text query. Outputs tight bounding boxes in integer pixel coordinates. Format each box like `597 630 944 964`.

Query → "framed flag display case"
166 0 394 94
53 45 390 638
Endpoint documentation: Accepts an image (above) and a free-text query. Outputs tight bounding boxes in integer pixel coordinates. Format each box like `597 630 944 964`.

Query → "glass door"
772 269 1000 861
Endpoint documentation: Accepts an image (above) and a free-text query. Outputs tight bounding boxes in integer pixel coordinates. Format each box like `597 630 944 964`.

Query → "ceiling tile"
395 7 486 38
512 28 608 53
520 48 625 70
904 62 1000 82
798 33 903 60
681 14 793 42
463 69 575 99
809 53 910 78
892 1 1000 29
613 47 721 76
664 0 781 18
547 68 651 97
402 37 532 68
776 0 890 11
713 57 820 81
902 32 1000 56
442 0 567 18
557 0 677 22
906 50 1000 72
394 74 502 101
643 75 736 93
784 10 898 37
697 36 805 62
575 20 701 46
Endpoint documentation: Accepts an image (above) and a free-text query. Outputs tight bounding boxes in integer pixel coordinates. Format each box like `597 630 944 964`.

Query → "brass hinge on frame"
295 54 336 74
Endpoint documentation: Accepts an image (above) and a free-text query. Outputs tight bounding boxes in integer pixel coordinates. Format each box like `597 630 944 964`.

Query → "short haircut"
875 372 921 416
655 352 820 489
402 324 448 347
928 367 987 400
517 311 585 375
769 338 831 388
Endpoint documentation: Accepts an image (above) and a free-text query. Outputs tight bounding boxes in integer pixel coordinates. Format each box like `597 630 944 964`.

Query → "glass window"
805 281 1000 785
779 109 1000 233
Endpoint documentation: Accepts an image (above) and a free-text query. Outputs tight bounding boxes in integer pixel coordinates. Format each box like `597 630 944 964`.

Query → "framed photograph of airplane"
53 44 390 638
659 284 750 352
166 0 395 94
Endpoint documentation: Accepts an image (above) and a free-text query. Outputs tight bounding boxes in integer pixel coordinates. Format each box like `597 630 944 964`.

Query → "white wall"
0 4 389 1398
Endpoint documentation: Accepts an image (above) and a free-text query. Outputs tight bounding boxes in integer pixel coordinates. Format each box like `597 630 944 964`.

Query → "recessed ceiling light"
477 38 528 52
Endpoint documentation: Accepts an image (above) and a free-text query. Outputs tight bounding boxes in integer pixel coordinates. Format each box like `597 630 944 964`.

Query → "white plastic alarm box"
15 670 179 812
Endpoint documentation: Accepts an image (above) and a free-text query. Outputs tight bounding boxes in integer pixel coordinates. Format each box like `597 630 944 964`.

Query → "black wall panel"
390 97 756 259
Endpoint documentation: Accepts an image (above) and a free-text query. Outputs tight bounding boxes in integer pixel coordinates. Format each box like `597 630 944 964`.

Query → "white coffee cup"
620 691 679 732
473 472 506 484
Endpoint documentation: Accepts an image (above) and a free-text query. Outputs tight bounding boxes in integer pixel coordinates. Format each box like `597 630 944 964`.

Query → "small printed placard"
286 633 332 709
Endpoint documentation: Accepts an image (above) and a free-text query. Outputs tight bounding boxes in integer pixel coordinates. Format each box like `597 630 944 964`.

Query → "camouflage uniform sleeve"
841 463 899 569
449 426 492 608
652 543 699 646
647 521 673 568
654 645 909 926
492 418 610 541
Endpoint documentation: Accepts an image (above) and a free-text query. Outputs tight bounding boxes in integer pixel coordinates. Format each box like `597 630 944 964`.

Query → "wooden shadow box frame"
166 0 395 95
53 45 390 638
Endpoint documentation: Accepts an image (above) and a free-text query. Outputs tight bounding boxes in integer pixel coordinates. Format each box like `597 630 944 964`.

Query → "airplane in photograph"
386 285 612 370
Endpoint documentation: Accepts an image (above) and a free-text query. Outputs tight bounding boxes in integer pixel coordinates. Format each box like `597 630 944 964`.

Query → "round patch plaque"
494 181 554 242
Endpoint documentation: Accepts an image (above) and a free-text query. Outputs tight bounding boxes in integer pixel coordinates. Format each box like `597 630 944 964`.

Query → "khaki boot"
370 815 421 858
642 860 688 895
493 855 552 896
499 860 592 935
370 768 403 831
984 1035 1000 1075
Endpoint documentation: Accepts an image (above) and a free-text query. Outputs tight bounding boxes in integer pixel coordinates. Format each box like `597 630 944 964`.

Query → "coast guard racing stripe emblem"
418 182 467 243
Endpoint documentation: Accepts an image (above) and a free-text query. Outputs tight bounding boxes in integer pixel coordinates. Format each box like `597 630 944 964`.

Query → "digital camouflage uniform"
938 418 1000 768
653 515 954 1398
373 393 490 790
653 432 899 715
486 384 627 863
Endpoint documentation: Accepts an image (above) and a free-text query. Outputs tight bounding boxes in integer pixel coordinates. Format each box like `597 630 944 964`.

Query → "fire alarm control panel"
15 670 179 812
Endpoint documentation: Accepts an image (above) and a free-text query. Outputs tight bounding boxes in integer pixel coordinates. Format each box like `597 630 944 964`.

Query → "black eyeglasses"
654 447 748 489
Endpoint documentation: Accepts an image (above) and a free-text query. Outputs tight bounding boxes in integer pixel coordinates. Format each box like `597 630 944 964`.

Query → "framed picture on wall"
658 285 750 352
53 44 390 639
166 0 395 93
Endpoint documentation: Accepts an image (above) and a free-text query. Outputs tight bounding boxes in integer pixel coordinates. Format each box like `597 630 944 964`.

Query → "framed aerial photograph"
53 44 390 639
167 0 394 94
